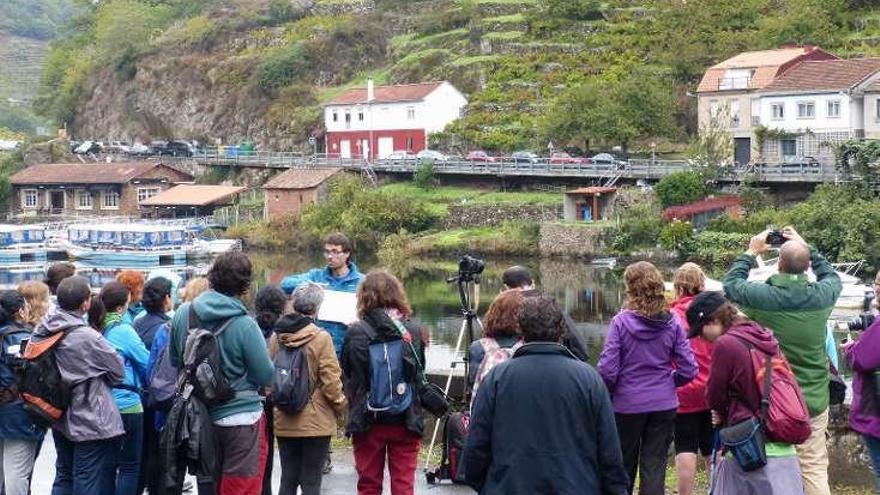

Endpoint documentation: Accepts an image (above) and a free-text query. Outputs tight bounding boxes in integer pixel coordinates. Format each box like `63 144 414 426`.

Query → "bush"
257 43 311 95
611 199 664 252
655 171 708 208
412 161 437 190
659 219 694 251
680 231 750 268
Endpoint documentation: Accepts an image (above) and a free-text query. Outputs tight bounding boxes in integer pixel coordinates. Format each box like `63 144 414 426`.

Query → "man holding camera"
722 226 842 495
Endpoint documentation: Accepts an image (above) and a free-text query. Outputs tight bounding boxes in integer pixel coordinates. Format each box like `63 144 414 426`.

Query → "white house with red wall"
323 81 468 159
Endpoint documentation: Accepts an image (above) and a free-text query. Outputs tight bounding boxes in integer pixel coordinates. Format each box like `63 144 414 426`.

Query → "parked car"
512 151 540 164
153 140 194 157
384 150 418 161
105 141 131 154
466 150 496 162
126 143 152 156
416 149 449 162
74 141 102 154
549 152 588 165
590 152 627 169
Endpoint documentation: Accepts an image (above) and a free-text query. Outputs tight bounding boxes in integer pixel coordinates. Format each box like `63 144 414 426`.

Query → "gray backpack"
182 307 238 406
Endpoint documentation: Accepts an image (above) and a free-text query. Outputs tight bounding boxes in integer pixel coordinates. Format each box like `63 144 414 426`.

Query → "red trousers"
216 413 269 495
352 424 421 495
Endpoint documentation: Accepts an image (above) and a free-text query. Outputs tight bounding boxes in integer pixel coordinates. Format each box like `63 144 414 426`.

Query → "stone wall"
441 204 561 229
829 404 876 487
539 222 614 257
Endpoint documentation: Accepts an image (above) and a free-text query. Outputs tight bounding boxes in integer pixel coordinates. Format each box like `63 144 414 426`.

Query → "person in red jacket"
669 263 714 495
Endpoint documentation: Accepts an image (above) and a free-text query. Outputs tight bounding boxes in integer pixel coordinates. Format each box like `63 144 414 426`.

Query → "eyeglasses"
324 249 346 257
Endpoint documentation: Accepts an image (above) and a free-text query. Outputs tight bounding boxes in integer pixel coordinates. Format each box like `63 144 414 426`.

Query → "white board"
317 290 358 324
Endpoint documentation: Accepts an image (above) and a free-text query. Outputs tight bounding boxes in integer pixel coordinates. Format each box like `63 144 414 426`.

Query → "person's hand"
747 230 771 257
840 338 856 353
711 410 722 427
782 225 805 245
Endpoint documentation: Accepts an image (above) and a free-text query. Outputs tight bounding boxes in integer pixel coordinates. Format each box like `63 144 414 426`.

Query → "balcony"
717 77 752 91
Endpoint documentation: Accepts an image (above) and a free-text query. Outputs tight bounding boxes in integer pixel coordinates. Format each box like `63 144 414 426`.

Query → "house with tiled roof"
262 168 343 220
323 80 467 160
755 57 880 165
696 46 836 165
8 162 193 217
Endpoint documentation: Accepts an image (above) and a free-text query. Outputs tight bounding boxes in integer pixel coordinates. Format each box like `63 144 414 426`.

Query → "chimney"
367 79 375 103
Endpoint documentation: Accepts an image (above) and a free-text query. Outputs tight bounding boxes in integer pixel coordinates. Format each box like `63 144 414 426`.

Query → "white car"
127 143 151 156
384 150 418 161
416 149 448 162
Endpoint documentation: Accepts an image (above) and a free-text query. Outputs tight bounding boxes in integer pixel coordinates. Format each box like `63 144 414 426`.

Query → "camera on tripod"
846 290 876 332
454 255 485 283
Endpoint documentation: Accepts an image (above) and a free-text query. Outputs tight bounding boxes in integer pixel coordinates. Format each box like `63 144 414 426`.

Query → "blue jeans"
116 413 144 495
865 434 880 493
51 429 117 495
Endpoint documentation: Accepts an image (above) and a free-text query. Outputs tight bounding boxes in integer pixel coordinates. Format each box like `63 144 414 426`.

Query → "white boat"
63 224 187 268
187 238 242 256
0 225 47 266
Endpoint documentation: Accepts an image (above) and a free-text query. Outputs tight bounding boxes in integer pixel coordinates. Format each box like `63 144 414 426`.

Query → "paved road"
31 432 473 494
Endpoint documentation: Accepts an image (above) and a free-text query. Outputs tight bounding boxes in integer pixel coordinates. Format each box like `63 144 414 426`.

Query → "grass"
402 221 540 256
378 183 563 209
449 54 500 67
482 13 526 24
482 31 526 41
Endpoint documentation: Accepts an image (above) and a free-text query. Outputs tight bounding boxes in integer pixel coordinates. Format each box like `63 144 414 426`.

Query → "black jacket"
463 342 629 495
160 386 219 493
341 308 426 436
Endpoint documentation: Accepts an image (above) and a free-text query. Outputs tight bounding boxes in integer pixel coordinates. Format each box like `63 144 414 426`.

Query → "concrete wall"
758 92 855 132
697 92 754 137
442 204 561 229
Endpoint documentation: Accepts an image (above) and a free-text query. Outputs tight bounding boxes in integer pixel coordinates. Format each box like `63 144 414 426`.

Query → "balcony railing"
718 77 752 90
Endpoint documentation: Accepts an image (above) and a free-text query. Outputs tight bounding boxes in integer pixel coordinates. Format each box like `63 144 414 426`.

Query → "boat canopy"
0 225 46 246
67 224 187 248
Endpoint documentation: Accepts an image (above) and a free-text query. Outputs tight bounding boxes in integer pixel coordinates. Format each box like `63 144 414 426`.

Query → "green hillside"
34 0 880 152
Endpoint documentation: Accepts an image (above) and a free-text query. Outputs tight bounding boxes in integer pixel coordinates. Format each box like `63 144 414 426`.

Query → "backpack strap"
479 338 500 354
731 334 773 422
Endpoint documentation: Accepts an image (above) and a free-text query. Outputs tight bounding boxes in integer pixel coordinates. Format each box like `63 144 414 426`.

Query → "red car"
466 150 497 162
549 152 589 165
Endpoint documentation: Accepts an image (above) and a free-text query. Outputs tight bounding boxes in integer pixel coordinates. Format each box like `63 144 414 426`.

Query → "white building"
323 80 468 159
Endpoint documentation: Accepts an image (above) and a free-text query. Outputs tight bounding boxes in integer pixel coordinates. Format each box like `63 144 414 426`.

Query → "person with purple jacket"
842 272 880 494
598 261 697 495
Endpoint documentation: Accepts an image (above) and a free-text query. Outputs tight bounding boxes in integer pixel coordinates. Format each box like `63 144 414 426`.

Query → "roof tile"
763 58 880 93
326 82 444 106
9 162 191 185
263 168 343 190
139 185 246 207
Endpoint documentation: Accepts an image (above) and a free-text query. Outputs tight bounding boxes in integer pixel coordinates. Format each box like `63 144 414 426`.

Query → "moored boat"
63 224 187 268
0 225 47 266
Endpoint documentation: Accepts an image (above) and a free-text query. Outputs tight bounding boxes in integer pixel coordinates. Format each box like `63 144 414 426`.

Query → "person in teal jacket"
89 281 150 495
169 252 274 493
280 232 364 357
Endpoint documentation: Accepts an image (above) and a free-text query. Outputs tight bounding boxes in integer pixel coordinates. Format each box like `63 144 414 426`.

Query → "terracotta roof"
565 187 618 195
9 162 191 185
662 195 742 221
326 82 444 105
139 185 246 207
696 46 837 93
263 168 342 190
762 58 880 93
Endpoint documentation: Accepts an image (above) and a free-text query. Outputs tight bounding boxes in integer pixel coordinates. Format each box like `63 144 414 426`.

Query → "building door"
360 139 370 159
734 138 751 166
378 137 394 159
50 191 65 213
340 140 351 159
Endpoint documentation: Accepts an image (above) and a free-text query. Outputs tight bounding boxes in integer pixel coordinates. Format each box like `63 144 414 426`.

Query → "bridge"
185 150 844 184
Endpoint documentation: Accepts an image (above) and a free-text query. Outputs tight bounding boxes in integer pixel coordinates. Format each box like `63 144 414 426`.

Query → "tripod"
423 271 483 474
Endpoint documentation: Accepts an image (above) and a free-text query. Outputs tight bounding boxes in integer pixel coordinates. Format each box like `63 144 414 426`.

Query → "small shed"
263 168 343 220
139 185 246 218
662 195 743 228
563 187 618 222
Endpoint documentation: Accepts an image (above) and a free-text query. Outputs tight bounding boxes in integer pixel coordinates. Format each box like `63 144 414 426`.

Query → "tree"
655 171 708 208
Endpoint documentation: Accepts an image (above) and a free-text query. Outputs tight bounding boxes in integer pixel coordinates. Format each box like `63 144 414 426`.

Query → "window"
729 99 741 128
332 111 338 122
797 101 815 119
137 187 160 203
709 100 720 117
344 112 351 129
406 137 414 150
76 190 92 209
102 191 120 209
771 103 785 120
407 107 415 120
358 111 364 122
22 189 37 208
827 100 841 118
781 139 797 158
876 99 880 121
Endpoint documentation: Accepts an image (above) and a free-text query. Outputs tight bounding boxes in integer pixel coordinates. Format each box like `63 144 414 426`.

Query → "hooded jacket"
169 291 274 422
670 296 714 413
341 308 425 436
280 262 364 358
844 317 880 439
268 313 347 437
597 309 697 414
706 320 780 426
31 309 125 442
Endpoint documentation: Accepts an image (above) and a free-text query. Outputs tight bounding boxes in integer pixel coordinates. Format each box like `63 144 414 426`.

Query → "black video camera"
766 229 786 247
846 290 876 332
457 255 485 282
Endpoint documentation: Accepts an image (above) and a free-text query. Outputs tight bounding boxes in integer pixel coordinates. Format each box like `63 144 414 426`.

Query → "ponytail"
87 294 106 332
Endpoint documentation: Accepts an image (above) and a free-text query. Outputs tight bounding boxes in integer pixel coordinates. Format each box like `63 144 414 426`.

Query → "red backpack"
736 336 812 445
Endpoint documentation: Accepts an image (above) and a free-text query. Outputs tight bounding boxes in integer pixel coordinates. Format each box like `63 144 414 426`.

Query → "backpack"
427 411 470 485
471 338 520 403
737 337 812 445
10 330 72 428
272 344 312 414
366 320 413 415
145 324 178 412
181 307 237 406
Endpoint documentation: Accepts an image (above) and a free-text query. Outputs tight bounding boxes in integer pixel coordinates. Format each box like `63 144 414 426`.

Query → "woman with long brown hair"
598 261 697 495
341 269 426 495
467 290 524 407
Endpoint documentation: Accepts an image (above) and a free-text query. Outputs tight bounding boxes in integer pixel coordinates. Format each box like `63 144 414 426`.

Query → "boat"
186 224 242 258
63 224 188 268
0 225 47 266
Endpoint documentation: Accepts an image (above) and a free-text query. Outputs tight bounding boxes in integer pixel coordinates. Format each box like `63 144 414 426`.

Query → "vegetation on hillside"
0 0 75 41
35 0 880 153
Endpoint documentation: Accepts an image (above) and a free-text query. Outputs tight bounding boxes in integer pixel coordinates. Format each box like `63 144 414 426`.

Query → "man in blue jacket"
464 295 629 495
280 232 363 357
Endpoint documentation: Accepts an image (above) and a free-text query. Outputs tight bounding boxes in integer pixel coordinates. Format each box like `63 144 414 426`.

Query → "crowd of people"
0 226 876 495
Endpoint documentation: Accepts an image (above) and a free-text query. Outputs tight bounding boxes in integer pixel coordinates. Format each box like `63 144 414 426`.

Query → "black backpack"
271 344 312 414
181 307 238 406
9 330 72 428
427 411 470 485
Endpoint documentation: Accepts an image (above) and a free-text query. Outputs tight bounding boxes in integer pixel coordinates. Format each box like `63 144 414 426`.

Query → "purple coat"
845 317 880 439
598 310 697 414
